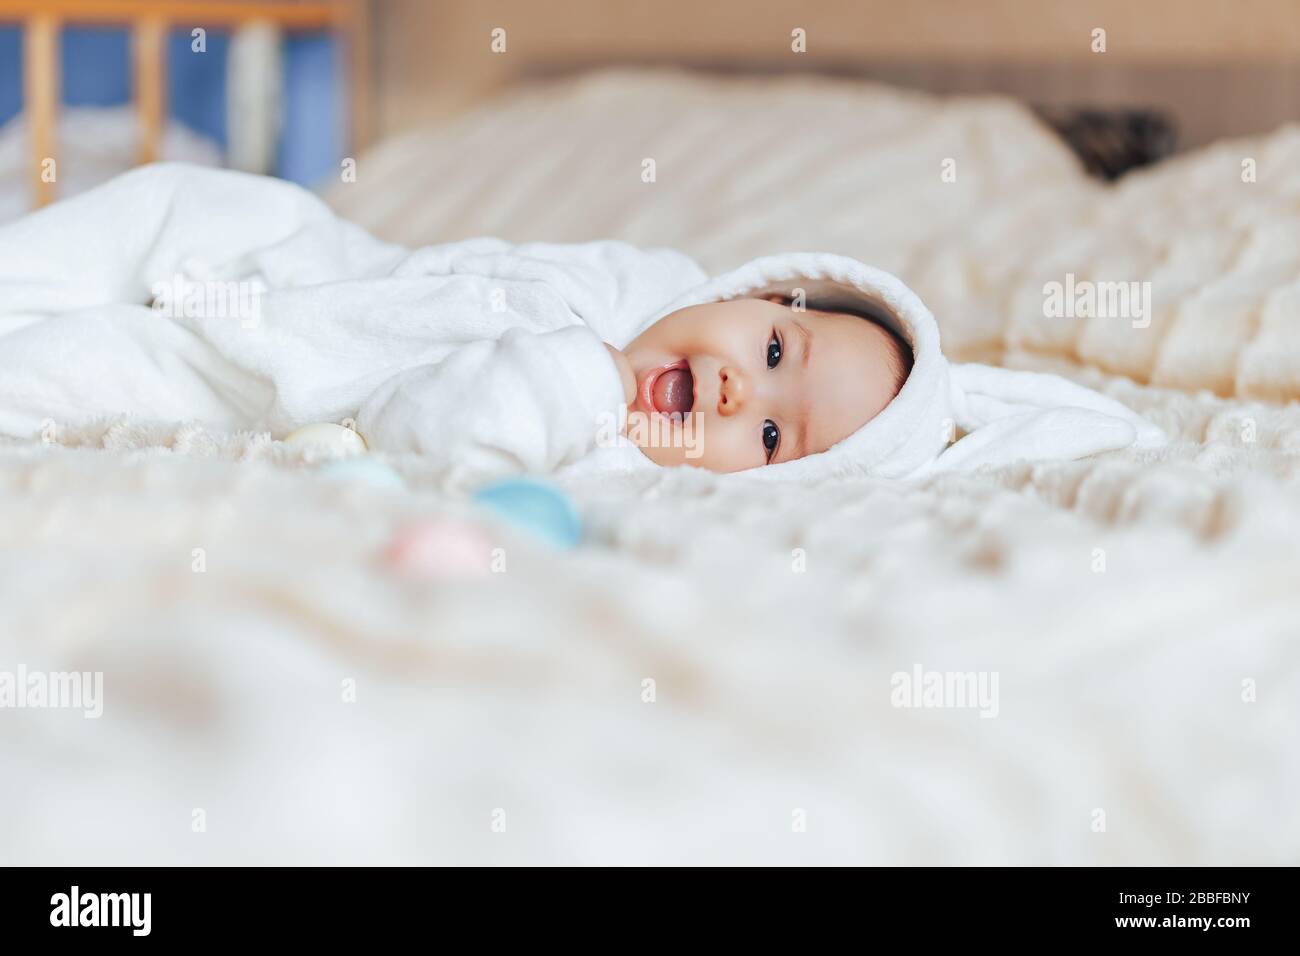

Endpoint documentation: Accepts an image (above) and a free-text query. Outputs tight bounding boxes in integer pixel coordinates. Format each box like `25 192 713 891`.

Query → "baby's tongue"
653 367 693 416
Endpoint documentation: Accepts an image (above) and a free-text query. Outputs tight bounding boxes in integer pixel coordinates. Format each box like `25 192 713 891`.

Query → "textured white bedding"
2 70 1297 864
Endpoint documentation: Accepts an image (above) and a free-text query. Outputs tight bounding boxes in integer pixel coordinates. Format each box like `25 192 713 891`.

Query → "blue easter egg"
472 478 581 549
318 457 406 490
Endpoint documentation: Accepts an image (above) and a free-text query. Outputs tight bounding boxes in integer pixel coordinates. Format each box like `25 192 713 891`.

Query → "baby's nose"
717 366 747 416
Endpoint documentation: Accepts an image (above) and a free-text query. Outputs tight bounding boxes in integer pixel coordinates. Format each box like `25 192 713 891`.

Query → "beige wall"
371 0 1300 147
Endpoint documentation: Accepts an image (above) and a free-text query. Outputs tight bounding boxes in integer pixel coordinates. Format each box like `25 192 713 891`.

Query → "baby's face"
621 297 903 471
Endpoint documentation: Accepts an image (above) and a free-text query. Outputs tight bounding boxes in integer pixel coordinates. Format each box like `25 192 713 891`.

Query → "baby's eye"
766 330 782 369
762 419 780 462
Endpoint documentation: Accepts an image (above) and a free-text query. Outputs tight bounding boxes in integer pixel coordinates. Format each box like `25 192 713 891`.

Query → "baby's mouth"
642 359 695 418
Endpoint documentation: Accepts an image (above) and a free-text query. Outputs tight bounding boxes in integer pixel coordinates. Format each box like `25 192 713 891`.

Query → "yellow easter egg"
283 422 368 455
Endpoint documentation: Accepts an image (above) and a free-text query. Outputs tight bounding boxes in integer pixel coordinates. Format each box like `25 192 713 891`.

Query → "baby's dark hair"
864 311 914 396
766 295 914 395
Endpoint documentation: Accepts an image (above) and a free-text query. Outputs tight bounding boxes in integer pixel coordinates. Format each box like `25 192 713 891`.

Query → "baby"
607 296 912 471
0 164 1163 479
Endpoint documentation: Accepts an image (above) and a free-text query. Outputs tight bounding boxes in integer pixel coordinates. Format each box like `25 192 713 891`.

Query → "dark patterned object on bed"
1036 108 1178 181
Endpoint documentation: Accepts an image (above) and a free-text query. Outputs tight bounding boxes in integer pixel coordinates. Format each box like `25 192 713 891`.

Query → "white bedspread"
2 70 1297 864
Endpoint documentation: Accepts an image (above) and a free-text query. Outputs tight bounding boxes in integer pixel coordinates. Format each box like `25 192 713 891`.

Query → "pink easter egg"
383 518 494 579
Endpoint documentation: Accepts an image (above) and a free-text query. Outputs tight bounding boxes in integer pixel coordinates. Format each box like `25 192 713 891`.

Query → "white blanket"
3 72 1298 865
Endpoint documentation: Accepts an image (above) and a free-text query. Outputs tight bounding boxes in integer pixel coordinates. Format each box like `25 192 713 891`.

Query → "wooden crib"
0 0 369 207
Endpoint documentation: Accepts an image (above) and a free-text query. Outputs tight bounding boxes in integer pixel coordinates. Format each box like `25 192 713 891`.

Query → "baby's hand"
604 343 636 408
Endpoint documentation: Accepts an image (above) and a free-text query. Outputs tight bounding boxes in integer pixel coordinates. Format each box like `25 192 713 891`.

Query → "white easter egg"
283 422 368 455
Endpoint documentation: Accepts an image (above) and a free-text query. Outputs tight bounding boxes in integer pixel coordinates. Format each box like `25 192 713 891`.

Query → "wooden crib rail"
0 0 367 208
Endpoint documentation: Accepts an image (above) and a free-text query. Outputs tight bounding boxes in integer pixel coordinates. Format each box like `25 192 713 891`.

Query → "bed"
2 69 1297 865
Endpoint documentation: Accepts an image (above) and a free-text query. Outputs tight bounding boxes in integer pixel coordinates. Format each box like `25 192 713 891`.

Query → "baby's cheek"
623 413 693 469
690 415 758 473
622 411 761 473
